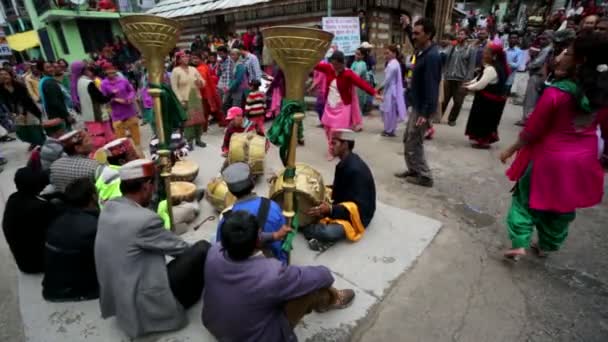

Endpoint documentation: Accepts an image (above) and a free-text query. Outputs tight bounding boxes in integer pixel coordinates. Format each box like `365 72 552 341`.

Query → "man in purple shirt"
100 63 141 146
202 211 355 342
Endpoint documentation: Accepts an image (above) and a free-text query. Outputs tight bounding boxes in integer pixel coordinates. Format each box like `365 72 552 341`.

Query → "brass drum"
170 181 196 205
206 176 237 212
171 160 199 182
269 163 325 226
228 132 266 175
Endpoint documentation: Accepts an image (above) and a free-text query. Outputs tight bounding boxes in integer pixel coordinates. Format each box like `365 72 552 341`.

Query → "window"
52 22 69 55
77 19 113 53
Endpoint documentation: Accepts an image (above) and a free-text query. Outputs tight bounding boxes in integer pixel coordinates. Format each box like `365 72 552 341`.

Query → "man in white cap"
95 159 211 338
304 129 376 251
49 130 103 193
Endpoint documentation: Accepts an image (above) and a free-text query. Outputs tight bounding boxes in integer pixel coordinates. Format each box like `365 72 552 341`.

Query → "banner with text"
322 17 360 56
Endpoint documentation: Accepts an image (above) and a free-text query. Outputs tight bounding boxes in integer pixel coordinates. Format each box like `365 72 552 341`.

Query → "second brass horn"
261 26 334 100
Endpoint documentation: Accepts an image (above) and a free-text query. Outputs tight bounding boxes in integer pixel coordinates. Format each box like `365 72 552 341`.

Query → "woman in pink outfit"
314 51 378 160
500 31 608 261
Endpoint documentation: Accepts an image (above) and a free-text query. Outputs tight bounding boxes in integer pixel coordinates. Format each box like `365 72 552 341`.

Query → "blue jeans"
302 223 346 242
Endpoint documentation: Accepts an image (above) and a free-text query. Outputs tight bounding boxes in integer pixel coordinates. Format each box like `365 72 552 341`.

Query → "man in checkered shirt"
238 44 262 82
217 45 234 112
50 130 105 193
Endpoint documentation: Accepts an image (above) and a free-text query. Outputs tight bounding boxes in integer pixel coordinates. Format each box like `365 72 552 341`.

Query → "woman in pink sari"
500 31 608 260
314 51 378 160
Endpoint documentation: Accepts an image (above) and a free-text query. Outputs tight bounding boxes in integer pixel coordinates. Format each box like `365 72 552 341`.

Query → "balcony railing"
33 0 147 17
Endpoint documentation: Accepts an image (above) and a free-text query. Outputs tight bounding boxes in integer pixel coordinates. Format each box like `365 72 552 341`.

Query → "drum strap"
219 197 271 230
256 197 271 229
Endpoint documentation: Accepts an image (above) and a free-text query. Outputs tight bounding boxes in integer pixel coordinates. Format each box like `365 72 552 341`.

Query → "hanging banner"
322 17 360 56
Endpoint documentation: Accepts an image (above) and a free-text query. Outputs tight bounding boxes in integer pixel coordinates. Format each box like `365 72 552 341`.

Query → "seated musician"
304 129 376 251
49 130 104 194
203 211 355 342
43 178 100 302
222 106 264 156
95 137 140 207
216 162 288 264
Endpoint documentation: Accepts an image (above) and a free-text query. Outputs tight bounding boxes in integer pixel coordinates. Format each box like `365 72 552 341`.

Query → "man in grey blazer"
94 159 210 338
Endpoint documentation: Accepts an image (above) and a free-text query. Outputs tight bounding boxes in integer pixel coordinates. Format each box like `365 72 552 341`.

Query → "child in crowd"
244 79 266 134
222 107 264 157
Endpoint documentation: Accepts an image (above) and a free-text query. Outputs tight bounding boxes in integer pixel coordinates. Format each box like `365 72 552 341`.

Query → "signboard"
322 17 360 56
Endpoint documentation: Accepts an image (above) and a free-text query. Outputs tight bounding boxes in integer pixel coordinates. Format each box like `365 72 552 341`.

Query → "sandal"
503 248 526 262
530 242 548 258
307 239 334 252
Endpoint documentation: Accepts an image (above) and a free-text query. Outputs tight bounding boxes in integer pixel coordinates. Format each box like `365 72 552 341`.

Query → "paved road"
1 96 607 341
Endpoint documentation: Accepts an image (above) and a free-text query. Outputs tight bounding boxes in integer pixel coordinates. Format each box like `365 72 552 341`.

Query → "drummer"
216 162 289 264
304 129 376 251
95 137 140 207
222 106 265 157
95 137 200 228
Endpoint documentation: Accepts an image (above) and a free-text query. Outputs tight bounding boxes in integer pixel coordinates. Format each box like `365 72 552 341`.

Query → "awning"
6 30 40 52
148 0 270 18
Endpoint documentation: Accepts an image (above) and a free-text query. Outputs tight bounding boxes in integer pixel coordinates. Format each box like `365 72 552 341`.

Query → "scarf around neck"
549 79 591 113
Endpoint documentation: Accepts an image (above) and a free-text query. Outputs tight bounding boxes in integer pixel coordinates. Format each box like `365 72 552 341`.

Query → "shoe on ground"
317 289 356 313
196 140 207 148
448 121 456 127
406 175 434 187
307 238 334 252
395 170 418 178
298 139 305 146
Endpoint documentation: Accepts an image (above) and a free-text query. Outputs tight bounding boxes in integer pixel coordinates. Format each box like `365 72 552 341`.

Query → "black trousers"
167 240 211 309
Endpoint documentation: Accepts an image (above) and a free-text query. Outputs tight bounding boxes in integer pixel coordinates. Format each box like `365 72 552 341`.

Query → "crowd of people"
0 7 607 341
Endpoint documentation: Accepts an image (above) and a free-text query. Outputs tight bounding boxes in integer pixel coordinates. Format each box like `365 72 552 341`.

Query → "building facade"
0 0 151 62
149 0 426 64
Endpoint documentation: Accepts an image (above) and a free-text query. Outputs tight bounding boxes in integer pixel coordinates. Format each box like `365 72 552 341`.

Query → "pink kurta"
507 87 608 213
321 80 362 129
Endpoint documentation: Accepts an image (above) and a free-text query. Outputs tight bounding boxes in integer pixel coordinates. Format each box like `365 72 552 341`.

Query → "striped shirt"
245 91 266 116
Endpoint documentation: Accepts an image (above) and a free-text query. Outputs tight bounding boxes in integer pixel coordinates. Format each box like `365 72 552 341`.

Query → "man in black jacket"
43 177 100 302
2 166 57 273
395 18 442 187
304 129 376 251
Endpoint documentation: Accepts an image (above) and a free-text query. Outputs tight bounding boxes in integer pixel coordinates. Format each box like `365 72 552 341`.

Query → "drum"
205 176 237 212
171 160 199 182
170 181 197 205
228 132 266 175
268 163 326 226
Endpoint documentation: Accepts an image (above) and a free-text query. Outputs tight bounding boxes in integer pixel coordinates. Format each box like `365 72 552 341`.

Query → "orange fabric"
320 202 366 242
196 64 221 113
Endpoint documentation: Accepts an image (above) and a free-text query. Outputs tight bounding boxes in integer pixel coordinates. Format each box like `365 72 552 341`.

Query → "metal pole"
328 0 332 17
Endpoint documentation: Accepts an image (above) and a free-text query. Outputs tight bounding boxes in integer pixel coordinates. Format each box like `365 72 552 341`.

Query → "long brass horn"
120 15 182 230
262 26 333 244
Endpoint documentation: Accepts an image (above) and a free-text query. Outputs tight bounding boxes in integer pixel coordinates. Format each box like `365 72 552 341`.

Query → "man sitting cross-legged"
203 210 355 342
43 177 100 302
95 159 211 338
303 129 376 251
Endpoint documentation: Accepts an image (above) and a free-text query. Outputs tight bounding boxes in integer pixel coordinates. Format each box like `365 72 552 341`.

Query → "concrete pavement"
1 95 608 341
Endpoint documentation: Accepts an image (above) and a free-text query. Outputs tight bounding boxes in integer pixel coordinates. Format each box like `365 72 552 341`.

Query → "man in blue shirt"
216 162 289 264
505 33 524 95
